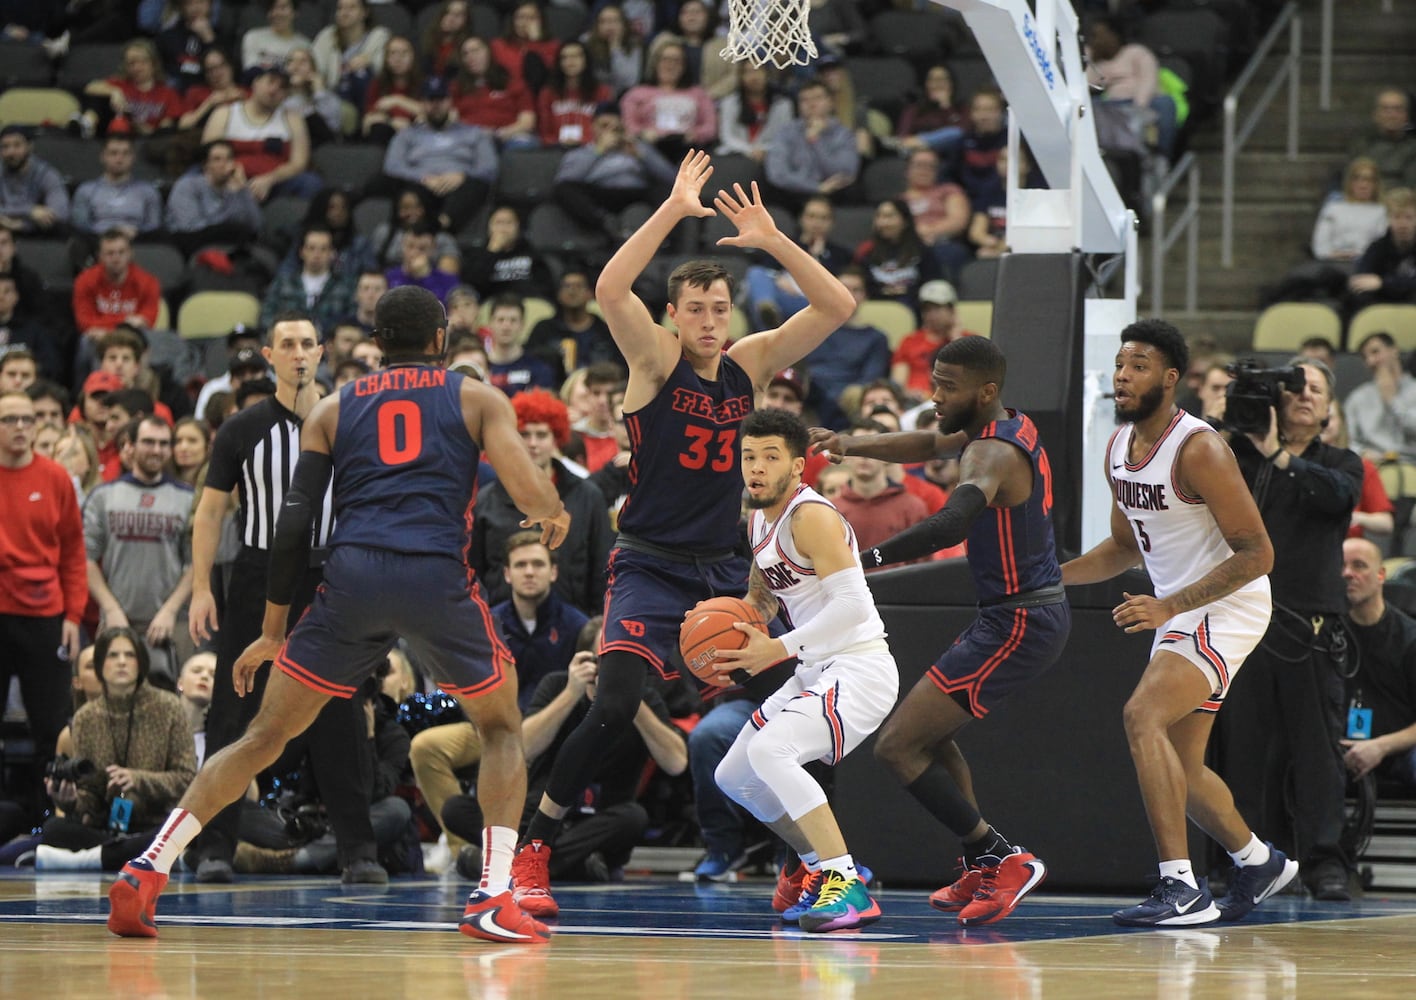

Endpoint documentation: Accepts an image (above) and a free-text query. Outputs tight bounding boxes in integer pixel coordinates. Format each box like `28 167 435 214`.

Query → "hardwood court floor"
3 873 1415 998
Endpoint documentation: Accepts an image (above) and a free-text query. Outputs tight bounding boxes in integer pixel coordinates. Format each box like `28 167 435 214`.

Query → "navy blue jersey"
964 409 1061 602
330 365 481 559
617 354 755 552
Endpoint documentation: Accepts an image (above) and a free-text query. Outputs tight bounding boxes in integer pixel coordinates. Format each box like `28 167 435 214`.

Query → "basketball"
679 597 767 685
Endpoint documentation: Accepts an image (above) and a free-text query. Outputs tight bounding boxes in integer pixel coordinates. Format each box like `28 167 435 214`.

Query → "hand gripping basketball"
679 597 768 686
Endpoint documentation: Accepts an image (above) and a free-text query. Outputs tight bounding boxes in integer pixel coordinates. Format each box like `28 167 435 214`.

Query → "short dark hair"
201 139 235 163
99 227 131 247
1357 331 1396 352
488 292 524 317
742 407 810 459
97 328 144 360
1119 318 1188 376
667 259 735 306
0 124 31 142
268 310 315 344
94 625 150 693
106 387 153 417
374 284 445 357
584 360 626 390
236 376 277 407
28 378 70 410
1 346 35 368
934 335 1007 389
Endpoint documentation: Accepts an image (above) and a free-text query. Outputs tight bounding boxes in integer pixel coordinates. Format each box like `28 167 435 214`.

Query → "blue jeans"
689 698 757 855
269 172 326 201
745 265 808 331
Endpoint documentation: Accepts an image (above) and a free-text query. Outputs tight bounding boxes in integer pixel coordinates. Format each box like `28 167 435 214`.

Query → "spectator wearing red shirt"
451 36 539 150
572 361 626 473
537 41 612 148
72 230 162 369
176 48 248 135
420 0 470 79
492 1 562 93
0 390 87 770
80 39 183 137
832 420 931 563
362 35 424 145
890 280 974 400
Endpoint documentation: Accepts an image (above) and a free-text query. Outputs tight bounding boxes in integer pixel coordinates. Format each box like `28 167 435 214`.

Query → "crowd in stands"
2 0 1414 884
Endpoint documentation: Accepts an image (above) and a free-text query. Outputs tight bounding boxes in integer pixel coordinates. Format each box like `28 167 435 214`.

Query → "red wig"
512 388 571 447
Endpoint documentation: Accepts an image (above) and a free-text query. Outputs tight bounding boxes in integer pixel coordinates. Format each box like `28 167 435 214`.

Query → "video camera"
45 756 96 784
1223 360 1307 436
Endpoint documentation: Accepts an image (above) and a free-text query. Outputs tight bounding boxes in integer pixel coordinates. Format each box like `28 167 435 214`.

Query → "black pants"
0 612 71 775
1214 614 1351 877
41 815 156 872
442 793 647 881
195 551 376 868
552 182 650 235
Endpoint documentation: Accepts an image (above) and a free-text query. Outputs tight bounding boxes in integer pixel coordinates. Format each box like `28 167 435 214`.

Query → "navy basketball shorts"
927 601 1072 718
599 547 751 680
277 546 513 700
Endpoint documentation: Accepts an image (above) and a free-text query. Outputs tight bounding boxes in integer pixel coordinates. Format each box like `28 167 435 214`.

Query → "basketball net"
719 0 818 68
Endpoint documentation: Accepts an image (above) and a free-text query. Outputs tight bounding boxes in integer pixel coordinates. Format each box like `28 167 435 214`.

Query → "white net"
719 0 818 68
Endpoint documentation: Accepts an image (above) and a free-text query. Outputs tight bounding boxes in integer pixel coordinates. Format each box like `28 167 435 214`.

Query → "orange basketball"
679 597 767 686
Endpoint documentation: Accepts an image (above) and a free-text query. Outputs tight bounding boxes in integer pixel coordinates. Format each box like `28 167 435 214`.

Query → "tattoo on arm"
1163 527 1269 615
746 562 778 620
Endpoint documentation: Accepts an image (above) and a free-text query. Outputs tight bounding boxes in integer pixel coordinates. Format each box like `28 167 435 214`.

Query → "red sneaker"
459 889 551 944
772 861 808 913
107 861 168 938
929 858 984 912
510 841 559 919
958 850 1047 926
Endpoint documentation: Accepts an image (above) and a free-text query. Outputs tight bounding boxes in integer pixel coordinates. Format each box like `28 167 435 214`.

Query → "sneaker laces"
511 843 550 889
1152 876 1195 905
812 870 853 907
797 869 825 904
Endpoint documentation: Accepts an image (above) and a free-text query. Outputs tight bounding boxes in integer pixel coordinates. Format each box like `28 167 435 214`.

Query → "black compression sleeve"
267 450 332 607
860 483 988 569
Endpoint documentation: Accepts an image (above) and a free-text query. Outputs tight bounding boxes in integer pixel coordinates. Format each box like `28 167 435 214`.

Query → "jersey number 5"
377 400 423 466
1132 518 1152 553
680 426 736 472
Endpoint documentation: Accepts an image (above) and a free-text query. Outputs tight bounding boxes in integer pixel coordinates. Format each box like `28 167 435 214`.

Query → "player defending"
108 287 571 944
710 409 898 932
808 336 1070 926
1062 320 1296 926
510 150 855 916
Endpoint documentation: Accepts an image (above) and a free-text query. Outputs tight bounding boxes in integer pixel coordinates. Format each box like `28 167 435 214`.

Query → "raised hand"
807 426 845 462
714 182 781 251
668 149 716 219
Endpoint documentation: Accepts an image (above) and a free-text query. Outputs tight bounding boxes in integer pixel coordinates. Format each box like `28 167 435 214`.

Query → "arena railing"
1148 152 1199 316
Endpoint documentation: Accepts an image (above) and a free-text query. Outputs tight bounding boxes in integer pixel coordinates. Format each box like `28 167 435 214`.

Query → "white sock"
139 808 203 875
36 844 102 871
481 826 516 892
819 853 858 879
1230 835 1271 868
1159 859 1198 889
800 851 820 872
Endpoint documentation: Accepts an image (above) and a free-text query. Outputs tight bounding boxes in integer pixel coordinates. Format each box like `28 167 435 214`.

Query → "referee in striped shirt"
186 311 383 884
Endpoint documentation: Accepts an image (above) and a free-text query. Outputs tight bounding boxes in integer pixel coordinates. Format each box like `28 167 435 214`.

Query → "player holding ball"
698 408 899 932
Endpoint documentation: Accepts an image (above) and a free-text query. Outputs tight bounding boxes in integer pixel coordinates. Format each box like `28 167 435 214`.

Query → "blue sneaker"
694 849 746 882
781 864 872 924
1216 844 1299 922
1113 876 1220 927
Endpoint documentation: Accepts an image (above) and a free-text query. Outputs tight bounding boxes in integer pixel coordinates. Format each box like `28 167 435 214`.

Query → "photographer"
1216 358 1363 901
36 626 196 871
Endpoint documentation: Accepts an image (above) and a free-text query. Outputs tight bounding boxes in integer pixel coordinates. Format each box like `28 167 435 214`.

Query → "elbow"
1252 538 1275 578
660 751 688 777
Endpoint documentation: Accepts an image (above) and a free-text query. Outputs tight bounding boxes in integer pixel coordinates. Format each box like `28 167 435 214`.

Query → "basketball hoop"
719 0 817 68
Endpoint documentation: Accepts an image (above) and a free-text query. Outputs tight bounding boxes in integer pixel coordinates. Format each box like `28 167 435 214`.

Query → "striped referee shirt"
204 397 334 551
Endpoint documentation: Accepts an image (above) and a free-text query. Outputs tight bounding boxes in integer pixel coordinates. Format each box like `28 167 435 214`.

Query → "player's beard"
937 398 979 436
744 469 796 510
1115 383 1166 424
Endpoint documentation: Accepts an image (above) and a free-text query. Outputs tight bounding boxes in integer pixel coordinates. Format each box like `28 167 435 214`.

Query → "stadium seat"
843 56 918 120
0 42 55 88
367 4 414 40
353 197 392 242
1348 305 1416 354
855 299 916 350
260 195 311 250
706 154 764 198
954 299 993 338
177 291 261 340
862 157 908 204
495 148 566 209
20 239 74 291
525 202 608 255
132 243 188 293
0 88 80 128
56 42 126 93
1134 8 1229 114
867 10 956 66
829 204 876 250
545 1 588 42
1250 302 1342 352
946 55 996 104
31 134 105 185
476 296 557 341
312 143 387 192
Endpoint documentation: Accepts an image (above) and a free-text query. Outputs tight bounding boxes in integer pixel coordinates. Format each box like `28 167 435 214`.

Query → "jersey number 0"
377 400 423 466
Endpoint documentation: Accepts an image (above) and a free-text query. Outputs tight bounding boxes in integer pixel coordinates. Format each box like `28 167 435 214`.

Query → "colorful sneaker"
798 872 882 933
781 869 825 924
958 850 1048 926
694 849 746 882
781 864 872 923
1216 845 1299 922
459 889 551 944
510 840 559 919
1113 876 1221 927
929 857 984 912
773 861 808 913
107 860 168 938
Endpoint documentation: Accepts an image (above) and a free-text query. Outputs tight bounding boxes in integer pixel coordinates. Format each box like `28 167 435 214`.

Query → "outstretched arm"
596 150 716 373
724 182 855 384
807 425 968 466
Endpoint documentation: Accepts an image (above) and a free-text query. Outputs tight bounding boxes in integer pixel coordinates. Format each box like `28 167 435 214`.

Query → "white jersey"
749 484 887 664
1107 409 1269 602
